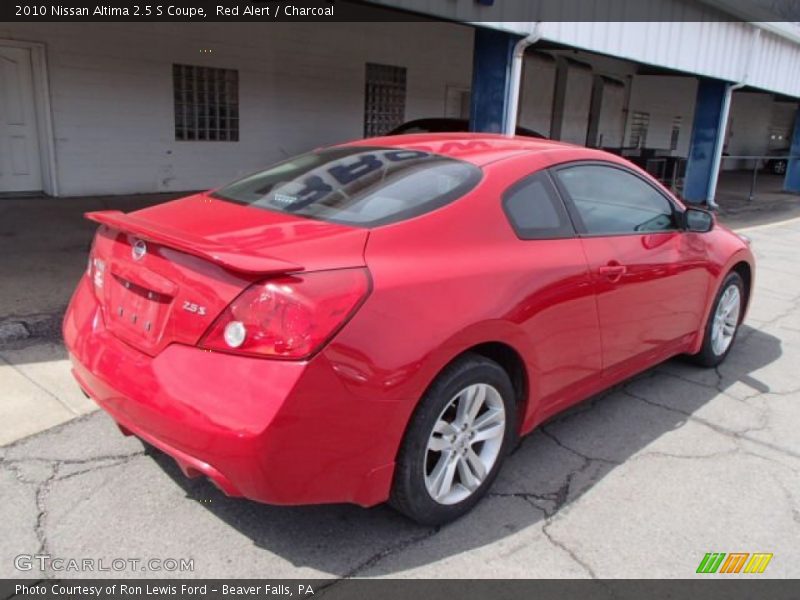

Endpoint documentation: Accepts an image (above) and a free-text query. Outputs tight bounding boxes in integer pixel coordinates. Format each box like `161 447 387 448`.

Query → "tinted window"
212 147 481 227
554 164 676 235
503 173 574 239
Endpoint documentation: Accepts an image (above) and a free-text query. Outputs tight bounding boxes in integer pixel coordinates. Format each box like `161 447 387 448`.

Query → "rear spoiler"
85 210 303 275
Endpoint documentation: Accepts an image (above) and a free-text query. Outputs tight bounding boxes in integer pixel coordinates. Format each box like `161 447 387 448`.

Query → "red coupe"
64 134 754 524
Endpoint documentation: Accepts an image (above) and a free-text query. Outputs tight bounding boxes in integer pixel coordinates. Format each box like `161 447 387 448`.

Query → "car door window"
554 164 676 235
502 172 574 239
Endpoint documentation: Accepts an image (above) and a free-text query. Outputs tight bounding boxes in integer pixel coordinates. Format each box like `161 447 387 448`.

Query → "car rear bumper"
63 277 395 507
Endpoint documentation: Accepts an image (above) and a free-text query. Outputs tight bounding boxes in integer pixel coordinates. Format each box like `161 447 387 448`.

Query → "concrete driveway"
1 196 799 579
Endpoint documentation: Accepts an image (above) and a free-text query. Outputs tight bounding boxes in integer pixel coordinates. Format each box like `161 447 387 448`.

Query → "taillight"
91 258 106 290
199 268 370 359
86 240 105 295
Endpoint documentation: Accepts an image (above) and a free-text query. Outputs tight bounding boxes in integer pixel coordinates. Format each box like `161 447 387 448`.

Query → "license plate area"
105 274 172 348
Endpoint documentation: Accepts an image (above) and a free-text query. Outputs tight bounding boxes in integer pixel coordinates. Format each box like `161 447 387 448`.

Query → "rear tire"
688 272 745 368
390 353 517 525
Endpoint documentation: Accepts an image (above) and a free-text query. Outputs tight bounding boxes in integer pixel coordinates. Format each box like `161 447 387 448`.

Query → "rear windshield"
211 147 482 227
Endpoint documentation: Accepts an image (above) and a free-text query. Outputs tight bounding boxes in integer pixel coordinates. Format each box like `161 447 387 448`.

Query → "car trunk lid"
87 193 369 356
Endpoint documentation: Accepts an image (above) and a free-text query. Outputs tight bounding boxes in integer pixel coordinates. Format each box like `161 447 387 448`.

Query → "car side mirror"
684 207 714 233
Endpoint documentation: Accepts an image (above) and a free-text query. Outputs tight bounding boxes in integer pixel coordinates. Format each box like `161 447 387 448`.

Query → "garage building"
2 0 800 206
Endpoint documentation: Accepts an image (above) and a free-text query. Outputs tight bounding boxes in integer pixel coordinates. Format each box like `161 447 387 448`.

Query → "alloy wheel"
711 284 741 356
424 383 506 505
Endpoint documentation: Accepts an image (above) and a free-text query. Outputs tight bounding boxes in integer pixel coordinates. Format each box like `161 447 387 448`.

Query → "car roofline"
336 133 585 166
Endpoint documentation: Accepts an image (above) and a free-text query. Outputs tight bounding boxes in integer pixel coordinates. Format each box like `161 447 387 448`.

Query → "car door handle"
598 263 627 282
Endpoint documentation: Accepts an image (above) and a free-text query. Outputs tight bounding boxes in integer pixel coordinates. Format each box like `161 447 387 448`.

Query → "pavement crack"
5 451 145 468
2 448 144 579
632 448 739 461
541 521 597 578
620 387 800 460
496 430 616 520
318 526 441 588
55 455 143 481
488 491 556 517
770 475 800 526
643 367 769 403
2 451 145 490
540 426 618 466
33 463 58 577
343 526 440 577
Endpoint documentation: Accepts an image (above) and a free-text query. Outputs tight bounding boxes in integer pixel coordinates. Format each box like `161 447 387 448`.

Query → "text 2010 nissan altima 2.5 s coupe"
64 134 755 524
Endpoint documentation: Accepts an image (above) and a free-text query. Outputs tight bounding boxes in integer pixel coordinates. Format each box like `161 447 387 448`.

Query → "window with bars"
670 116 682 151
364 63 406 138
629 111 650 149
173 64 239 142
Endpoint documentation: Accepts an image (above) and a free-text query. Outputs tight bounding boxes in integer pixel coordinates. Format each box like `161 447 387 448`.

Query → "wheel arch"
410 336 531 442
689 253 755 355
731 260 753 318
465 342 529 418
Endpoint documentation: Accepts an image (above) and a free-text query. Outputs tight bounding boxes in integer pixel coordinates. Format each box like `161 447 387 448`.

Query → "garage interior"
1 5 800 219
3 13 800 337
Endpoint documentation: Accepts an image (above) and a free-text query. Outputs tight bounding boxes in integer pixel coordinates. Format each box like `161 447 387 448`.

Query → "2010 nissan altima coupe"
64 134 755 524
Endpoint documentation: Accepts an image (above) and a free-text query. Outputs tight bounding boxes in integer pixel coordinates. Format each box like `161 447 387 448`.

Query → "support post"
684 79 729 205
784 106 800 193
469 28 519 133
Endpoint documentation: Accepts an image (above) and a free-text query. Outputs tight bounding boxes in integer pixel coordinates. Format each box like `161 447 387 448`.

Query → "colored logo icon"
697 552 773 574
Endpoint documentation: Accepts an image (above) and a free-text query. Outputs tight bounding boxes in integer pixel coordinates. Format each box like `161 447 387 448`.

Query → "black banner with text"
3 579 800 600
4 0 800 22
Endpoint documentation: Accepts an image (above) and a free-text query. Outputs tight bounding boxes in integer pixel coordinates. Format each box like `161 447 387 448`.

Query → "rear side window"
211 147 481 227
502 172 574 239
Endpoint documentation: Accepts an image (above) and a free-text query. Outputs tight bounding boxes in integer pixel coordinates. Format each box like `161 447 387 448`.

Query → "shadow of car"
143 323 781 576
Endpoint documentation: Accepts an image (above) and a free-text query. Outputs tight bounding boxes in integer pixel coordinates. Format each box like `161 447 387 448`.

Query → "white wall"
625 75 698 157
723 93 798 170
724 92 774 170
520 49 700 154
767 101 797 151
0 21 473 196
595 79 626 148
518 53 555 137
557 61 593 145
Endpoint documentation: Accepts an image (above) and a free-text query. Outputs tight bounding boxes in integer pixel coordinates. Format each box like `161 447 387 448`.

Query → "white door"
559 63 592 144
519 53 556 137
596 78 625 148
0 45 43 193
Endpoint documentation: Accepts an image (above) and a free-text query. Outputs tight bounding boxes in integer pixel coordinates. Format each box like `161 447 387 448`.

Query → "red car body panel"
63 134 754 507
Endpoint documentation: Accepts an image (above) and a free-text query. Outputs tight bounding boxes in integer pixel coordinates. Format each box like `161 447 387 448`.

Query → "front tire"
688 271 745 367
390 354 517 525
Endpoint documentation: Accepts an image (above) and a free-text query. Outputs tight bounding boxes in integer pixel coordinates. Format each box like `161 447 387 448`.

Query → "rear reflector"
199 268 370 359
